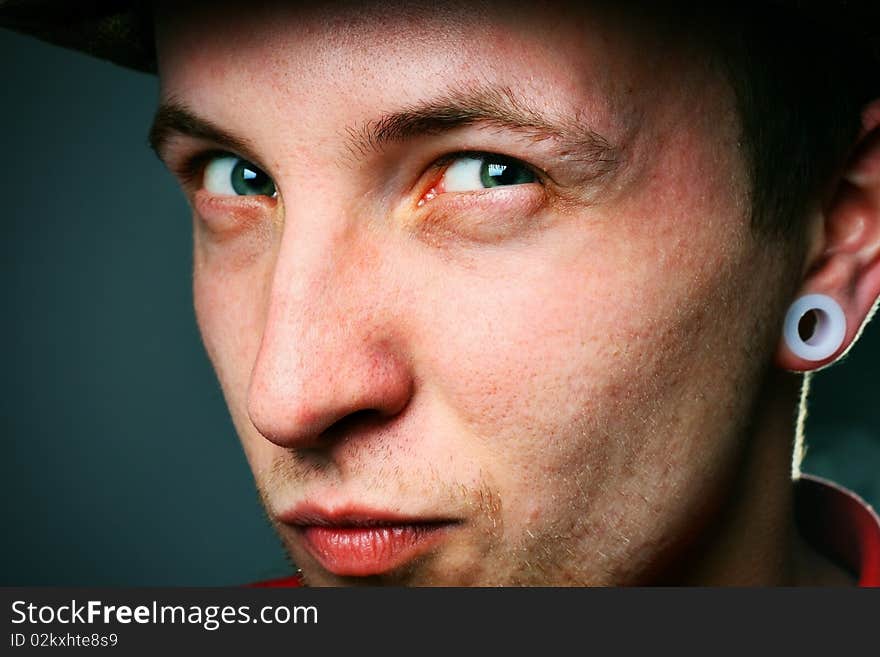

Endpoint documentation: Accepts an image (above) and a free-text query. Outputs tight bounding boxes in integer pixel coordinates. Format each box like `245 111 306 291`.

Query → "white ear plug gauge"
783 294 847 362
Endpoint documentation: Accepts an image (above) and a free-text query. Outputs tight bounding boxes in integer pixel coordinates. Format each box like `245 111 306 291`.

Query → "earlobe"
776 100 880 372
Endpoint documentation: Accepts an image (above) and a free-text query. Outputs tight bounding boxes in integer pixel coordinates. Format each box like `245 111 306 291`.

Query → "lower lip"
300 524 448 577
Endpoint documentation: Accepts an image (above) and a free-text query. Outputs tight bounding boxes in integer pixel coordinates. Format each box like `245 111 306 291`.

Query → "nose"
246 224 414 450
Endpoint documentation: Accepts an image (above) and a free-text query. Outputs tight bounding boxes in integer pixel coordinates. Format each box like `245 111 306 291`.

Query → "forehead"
152 1 715 142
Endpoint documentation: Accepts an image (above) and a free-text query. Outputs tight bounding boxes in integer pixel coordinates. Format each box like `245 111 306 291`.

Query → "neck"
671 367 853 585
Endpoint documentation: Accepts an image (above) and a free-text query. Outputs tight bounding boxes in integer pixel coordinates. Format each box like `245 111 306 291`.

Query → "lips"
282 507 455 577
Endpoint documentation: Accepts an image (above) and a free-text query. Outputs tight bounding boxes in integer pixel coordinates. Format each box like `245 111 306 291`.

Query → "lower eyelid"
413 189 548 246
412 182 545 227
193 189 277 237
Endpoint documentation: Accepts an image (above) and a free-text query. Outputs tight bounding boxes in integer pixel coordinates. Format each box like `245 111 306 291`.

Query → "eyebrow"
347 84 620 170
149 102 261 165
149 84 620 176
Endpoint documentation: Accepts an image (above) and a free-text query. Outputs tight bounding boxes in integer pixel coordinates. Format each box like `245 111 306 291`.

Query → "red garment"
251 474 880 587
794 473 880 587
250 573 305 587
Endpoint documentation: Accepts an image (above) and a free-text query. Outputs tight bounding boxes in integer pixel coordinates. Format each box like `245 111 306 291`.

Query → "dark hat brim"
0 0 155 72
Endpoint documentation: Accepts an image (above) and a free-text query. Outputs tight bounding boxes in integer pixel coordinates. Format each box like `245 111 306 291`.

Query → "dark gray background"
2 29 878 585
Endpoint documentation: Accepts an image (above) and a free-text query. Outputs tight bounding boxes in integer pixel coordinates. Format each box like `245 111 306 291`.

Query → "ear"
776 99 880 372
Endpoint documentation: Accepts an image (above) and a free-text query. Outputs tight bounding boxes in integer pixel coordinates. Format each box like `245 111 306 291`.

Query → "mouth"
281 507 457 577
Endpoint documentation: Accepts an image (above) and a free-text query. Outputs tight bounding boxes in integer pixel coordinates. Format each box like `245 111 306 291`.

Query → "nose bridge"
246 199 411 448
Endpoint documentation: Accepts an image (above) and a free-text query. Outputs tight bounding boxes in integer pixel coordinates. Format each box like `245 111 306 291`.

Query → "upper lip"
278 504 456 528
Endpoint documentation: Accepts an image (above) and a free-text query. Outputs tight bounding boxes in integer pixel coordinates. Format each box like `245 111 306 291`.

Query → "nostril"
317 408 395 443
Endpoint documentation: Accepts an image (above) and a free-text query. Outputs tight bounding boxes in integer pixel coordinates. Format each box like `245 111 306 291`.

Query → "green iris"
479 157 536 188
231 159 276 197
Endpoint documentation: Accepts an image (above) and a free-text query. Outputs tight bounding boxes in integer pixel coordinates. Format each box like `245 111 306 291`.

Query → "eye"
440 154 538 192
203 155 277 197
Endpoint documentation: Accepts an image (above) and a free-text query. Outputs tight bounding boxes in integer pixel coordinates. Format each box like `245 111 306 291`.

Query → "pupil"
231 159 276 196
480 158 533 188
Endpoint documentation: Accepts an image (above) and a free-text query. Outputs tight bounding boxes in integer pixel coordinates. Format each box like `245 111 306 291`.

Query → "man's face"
154 1 792 585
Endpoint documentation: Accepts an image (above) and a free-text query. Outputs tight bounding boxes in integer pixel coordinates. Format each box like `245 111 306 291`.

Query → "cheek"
419 229 721 440
412 161 765 547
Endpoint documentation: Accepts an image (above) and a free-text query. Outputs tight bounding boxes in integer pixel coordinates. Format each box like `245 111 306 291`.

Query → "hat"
0 0 154 72
1 1 879 75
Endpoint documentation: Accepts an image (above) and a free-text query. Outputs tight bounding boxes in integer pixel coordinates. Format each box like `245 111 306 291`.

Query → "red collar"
250 573 305 587
250 474 880 587
794 473 880 587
